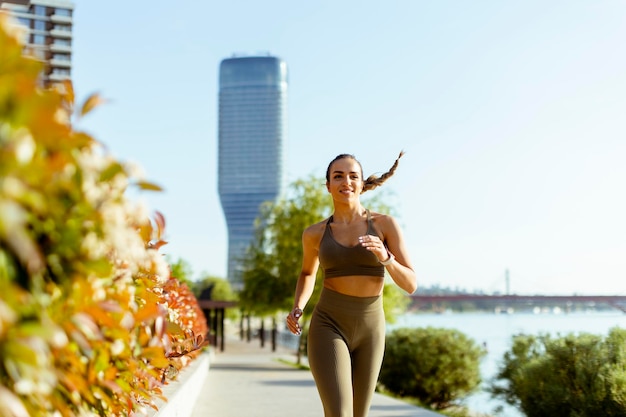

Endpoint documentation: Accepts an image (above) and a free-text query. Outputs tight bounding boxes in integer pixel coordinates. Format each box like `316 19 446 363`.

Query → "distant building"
218 56 288 288
0 0 74 87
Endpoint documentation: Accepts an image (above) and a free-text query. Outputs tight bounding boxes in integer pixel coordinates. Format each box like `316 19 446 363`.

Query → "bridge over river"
409 294 626 313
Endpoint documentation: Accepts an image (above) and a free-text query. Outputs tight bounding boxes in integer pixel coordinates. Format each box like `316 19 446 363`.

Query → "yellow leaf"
99 162 124 182
71 132 96 148
134 303 160 323
134 181 163 192
79 93 106 117
53 79 74 111
166 320 184 336
141 346 169 368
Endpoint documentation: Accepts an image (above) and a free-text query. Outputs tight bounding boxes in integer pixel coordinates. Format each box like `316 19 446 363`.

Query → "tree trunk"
246 314 251 342
260 318 265 348
239 313 244 340
271 317 277 352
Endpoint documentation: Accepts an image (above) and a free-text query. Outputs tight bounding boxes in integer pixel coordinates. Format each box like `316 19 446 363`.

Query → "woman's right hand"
286 307 303 335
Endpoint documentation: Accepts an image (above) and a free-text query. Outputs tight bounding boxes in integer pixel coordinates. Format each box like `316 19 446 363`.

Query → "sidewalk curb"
151 349 212 417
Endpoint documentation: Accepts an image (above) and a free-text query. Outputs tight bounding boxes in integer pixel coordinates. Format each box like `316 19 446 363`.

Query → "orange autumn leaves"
0 13 207 417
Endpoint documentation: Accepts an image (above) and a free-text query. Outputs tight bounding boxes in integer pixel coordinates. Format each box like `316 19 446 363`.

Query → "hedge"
489 328 626 417
0 13 207 417
379 326 485 410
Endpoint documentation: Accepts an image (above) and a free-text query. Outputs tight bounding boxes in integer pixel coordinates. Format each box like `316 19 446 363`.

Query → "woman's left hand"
286 308 303 335
359 234 390 263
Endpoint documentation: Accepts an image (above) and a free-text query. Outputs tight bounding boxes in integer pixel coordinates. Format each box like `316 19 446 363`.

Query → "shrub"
0 14 206 417
379 326 485 410
161 276 209 370
488 327 626 417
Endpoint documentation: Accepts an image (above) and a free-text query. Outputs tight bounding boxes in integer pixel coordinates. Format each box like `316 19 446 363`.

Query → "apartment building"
1 0 74 86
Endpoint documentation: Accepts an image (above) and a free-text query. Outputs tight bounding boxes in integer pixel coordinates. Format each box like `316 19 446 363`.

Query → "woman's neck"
332 204 366 225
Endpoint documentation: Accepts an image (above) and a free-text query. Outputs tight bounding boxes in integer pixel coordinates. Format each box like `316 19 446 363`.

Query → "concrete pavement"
190 330 442 417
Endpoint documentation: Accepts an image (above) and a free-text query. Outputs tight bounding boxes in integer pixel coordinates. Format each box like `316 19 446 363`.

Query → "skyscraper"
0 0 74 87
218 56 288 288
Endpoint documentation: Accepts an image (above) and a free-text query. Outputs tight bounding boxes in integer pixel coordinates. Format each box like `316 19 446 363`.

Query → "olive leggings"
307 287 385 417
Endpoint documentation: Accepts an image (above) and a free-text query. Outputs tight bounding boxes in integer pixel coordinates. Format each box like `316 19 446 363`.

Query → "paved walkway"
190 332 442 417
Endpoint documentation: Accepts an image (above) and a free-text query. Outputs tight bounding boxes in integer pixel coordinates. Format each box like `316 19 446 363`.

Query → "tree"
192 274 237 302
239 175 329 316
167 256 194 285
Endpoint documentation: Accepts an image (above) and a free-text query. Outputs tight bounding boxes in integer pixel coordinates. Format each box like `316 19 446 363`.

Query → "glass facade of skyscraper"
218 56 288 288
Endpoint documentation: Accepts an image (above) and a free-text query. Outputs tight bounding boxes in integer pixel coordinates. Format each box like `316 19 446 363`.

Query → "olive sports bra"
319 210 385 279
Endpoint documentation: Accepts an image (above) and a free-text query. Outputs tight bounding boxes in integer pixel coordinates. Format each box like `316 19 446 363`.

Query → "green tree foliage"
238 174 409 321
488 327 626 417
167 256 194 286
166 257 236 303
239 175 330 316
0 15 206 416
379 327 485 410
382 278 411 323
190 274 238 320
192 274 237 302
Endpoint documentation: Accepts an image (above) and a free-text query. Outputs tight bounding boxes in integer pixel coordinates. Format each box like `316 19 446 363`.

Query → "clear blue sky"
71 1 626 295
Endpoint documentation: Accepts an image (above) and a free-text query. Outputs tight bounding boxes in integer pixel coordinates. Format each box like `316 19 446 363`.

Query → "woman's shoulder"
368 210 396 225
368 210 399 235
302 218 329 249
303 218 329 238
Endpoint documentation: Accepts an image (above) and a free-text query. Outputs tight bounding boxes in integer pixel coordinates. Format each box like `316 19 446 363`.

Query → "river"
388 310 626 416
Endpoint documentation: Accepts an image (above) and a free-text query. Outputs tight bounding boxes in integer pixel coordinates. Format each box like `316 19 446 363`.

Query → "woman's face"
326 157 363 201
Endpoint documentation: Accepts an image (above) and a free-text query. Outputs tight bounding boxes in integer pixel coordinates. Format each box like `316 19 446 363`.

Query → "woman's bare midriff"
323 275 385 297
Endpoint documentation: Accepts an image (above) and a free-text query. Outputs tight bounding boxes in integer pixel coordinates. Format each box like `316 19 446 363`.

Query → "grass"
375 386 495 417
276 357 310 370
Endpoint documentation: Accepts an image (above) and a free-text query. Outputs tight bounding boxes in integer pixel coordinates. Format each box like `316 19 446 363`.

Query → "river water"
388 310 626 416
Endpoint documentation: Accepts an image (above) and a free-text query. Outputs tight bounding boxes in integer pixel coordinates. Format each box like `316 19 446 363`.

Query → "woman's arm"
383 215 417 294
286 226 320 335
368 214 417 294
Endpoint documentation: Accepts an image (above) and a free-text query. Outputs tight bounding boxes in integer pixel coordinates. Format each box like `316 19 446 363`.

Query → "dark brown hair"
325 151 405 194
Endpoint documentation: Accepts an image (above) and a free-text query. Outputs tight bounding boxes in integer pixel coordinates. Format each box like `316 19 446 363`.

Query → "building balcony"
50 29 72 38
48 72 70 82
50 59 71 68
50 43 71 53
50 14 72 24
